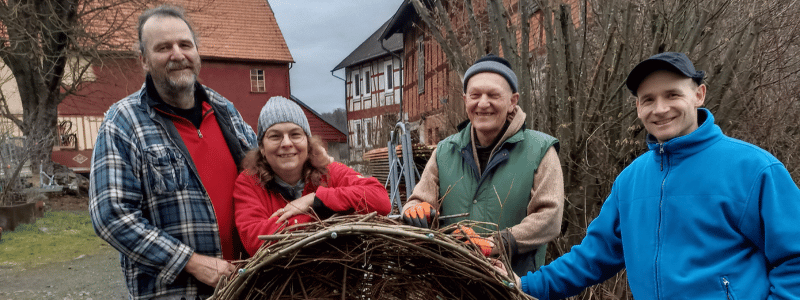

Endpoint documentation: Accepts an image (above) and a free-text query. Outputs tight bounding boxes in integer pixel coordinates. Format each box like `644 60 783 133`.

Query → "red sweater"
172 102 240 260
233 162 391 256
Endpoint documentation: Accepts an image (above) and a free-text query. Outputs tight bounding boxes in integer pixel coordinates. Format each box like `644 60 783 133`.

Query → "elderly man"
402 54 565 277
89 5 257 299
511 52 800 299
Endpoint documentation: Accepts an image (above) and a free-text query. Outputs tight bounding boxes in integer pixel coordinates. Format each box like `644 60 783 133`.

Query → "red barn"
50 0 344 172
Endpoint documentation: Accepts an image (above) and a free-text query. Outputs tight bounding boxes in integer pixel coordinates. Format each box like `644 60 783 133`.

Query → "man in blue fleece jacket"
505 52 800 299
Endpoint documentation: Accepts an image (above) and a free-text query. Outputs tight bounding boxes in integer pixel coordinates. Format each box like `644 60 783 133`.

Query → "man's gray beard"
160 73 197 106
167 73 195 91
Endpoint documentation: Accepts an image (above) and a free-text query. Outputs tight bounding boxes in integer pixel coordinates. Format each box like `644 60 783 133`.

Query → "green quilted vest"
436 124 557 274
437 124 557 230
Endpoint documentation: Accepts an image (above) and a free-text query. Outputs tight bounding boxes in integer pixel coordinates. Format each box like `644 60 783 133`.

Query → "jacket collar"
450 105 528 148
461 106 527 172
465 105 527 147
270 176 306 201
501 106 527 144
646 108 723 159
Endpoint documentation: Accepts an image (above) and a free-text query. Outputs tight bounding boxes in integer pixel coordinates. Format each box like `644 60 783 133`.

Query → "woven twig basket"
212 212 531 300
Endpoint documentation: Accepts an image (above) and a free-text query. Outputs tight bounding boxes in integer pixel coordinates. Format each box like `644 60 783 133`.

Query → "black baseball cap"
626 52 705 96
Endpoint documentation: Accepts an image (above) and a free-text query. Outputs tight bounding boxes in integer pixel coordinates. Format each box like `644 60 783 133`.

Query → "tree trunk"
22 104 59 175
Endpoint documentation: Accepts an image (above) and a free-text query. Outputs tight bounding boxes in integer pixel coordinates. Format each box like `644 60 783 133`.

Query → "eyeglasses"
265 132 306 145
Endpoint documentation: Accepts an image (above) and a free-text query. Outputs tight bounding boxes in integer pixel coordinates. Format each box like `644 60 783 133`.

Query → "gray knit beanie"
257 96 311 141
463 54 518 93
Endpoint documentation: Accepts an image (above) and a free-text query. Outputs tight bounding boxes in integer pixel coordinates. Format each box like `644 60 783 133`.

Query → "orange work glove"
452 225 493 257
402 202 438 228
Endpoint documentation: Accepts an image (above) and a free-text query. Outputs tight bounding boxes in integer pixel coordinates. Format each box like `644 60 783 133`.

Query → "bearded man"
89 5 257 299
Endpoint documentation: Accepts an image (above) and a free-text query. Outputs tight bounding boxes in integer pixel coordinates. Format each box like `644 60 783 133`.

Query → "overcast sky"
268 0 405 114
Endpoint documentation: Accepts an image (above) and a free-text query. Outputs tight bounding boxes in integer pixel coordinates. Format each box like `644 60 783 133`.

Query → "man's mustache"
166 60 192 71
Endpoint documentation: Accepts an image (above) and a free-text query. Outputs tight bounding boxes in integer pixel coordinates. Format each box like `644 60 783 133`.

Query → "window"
417 37 425 94
386 64 393 89
355 122 362 147
363 118 372 147
354 73 361 96
365 71 371 94
250 69 265 92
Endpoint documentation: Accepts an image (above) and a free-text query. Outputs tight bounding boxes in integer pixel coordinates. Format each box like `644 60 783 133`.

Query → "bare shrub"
411 0 800 298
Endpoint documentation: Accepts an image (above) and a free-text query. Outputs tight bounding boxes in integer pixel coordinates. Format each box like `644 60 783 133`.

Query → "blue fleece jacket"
522 108 800 299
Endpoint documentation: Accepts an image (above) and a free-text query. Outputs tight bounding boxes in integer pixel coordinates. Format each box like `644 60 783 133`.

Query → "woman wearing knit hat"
233 96 391 256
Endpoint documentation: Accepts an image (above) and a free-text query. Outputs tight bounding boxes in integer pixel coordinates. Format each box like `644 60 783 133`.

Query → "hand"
184 253 236 287
452 225 494 257
271 193 316 224
491 258 521 288
402 202 438 228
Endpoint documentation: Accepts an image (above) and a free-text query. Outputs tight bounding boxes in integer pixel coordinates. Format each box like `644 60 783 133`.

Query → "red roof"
90 0 293 63
186 0 293 62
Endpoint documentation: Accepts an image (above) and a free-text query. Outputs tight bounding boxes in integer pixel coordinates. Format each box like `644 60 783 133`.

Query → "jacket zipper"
722 277 734 300
655 143 667 299
196 107 214 139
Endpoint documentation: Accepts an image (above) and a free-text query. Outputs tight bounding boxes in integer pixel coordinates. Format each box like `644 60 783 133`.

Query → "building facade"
375 0 582 149
0 0 347 174
333 20 404 170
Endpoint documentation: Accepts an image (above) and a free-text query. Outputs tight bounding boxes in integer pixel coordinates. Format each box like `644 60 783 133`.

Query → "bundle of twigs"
212 212 531 300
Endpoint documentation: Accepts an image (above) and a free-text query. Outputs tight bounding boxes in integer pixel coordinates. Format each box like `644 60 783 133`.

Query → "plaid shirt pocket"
143 145 189 194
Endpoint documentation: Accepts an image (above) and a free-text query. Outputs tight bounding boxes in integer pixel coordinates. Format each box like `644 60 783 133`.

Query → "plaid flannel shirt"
89 83 256 299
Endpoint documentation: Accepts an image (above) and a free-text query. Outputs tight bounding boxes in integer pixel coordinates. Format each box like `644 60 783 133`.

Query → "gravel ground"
0 244 129 299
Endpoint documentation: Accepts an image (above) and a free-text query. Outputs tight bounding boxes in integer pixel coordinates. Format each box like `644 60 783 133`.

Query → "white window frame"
365 70 371 95
363 118 372 148
250 69 265 92
352 119 362 148
386 63 393 90
353 72 361 97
